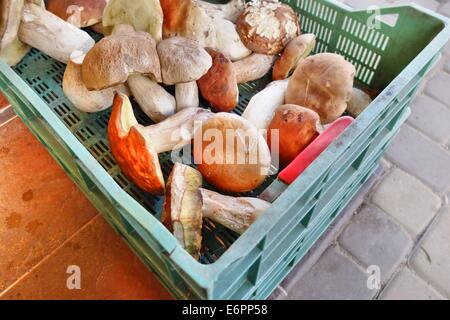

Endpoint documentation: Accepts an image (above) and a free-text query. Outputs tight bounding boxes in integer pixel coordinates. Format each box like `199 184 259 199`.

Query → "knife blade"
259 116 354 203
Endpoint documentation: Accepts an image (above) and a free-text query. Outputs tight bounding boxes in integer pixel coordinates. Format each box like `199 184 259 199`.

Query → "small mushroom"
267 104 322 167
82 28 162 90
108 93 212 194
346 87 373 118
236 0 300 55
196 0 245 22
200 188 270 234
285 53 356 124
233 53 276 84
127 75 176 122
161 163 203 259
242 79 289 133
46 0 107 28
197 48 238 113
62 50 129 113
102 0 163 41
175 81 199 111
194 113 271 193
157 37 212 85
1 0 95 66
272 33 316 81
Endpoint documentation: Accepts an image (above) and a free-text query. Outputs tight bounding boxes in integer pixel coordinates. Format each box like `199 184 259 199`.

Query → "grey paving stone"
343 0 391 9
284 247 377 300
445 56 450 73
371 168 441 237
407 95 450 144
391 0 440 11
339 205 413 282
380 268 444 300
424 72 450 108
385 124 450 193
439 2 450 17
411 206 450 298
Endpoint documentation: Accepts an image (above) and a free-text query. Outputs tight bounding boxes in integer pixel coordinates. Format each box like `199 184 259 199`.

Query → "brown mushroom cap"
108 93 165 195
161 163 203 259
157 37 212 85
267 104 321 167
272 33 316 81
46 0 107 28
197 48 238 113
236 0 300 55
63 51 129 113
285 53 356 124
194 113 271 193
82 29 162 90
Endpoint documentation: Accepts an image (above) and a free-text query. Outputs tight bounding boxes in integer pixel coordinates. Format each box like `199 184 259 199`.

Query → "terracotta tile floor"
0 98 171 299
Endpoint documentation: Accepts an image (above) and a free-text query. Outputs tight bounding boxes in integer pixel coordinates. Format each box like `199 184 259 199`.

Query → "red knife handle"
278 116 354 185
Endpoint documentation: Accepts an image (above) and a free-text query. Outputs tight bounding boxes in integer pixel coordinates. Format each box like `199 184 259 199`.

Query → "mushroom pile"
0 0 373 260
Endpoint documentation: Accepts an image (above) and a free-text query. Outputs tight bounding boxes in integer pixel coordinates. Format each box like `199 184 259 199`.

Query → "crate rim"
1 1 449 295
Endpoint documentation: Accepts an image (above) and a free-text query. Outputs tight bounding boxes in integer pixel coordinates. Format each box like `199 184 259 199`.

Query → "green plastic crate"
1 0 449 299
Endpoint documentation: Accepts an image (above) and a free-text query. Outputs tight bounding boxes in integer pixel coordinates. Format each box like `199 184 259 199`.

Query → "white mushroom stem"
18 3 95 63
143 107 213 153
127 75 176 122
175 82 199 111
200 188 271 234
213 18 251 61
234 54 276 84
196 0 245 22
242 79 289 132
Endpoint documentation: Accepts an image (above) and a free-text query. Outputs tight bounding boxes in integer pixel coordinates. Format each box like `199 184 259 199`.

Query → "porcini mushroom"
193 113 271 193
200 188 270 234
108 93 212 194
236 0 300 55
233 53 276 84
272 33 316 81
175 82 199 111
161 163 203 259
242 79 289 133
267 104 321 167
346 88 373 118
63 50 129 113
1 0 94 65
161 0 251 60
82 28 162 90
285 53 356 124
197 48 238 113
157 37 212 85
102 0 163 41
46 0 107 28
197 0 245 22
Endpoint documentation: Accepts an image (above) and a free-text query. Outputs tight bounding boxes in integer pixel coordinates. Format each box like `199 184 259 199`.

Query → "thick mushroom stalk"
175 82 199 111
161 163 203 259
233 54 276 84
18 2 94 63
108 93 212 195
200 189 270 234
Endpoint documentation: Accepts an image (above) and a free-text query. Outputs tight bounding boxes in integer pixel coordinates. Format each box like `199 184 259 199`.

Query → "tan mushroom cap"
157 37 212 85
197 48 238 113
108 93 165 195
236 1 300 55
46 0 107 28
82 29 162 91
285 53 356 124
194 113 271 193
